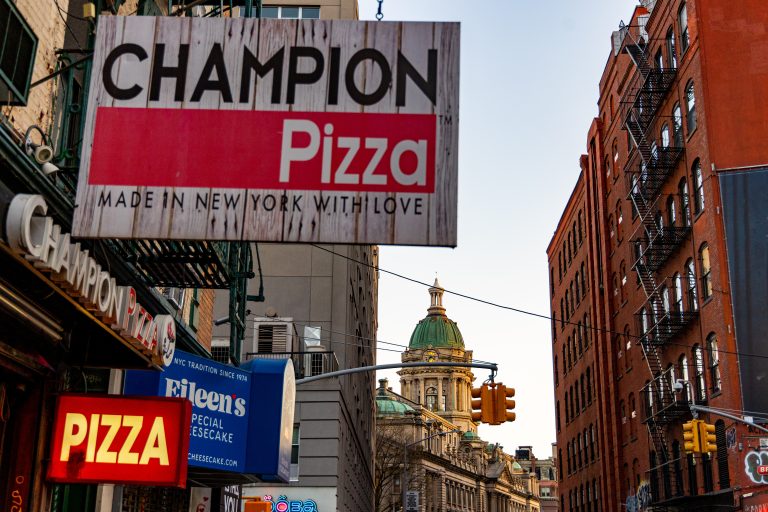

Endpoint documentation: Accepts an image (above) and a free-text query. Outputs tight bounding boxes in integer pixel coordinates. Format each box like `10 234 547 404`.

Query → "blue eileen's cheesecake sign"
125 350 251 472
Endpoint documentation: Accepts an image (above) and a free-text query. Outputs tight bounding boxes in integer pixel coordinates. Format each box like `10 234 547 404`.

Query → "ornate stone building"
375 281 541 512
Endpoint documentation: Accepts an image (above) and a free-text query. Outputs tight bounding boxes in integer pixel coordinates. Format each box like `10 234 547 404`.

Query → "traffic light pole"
295 362 498 385
690 404 768 434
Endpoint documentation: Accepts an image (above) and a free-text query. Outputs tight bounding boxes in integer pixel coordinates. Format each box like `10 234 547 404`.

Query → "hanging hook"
376 0 384 20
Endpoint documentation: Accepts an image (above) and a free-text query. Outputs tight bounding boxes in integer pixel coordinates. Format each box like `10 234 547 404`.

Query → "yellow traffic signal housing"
699 422 718 453
683 420 701 454
492 384 516 425
471 384 493 424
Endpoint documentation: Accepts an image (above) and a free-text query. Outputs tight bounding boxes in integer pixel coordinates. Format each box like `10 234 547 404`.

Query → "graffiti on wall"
625 481 652 512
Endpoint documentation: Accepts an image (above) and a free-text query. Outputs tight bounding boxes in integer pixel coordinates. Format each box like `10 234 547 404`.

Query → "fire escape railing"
641 368 690 426
618 17 684 505
635 277 699 348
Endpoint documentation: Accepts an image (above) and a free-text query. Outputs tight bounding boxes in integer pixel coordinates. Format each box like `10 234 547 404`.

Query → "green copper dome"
409 315 465 349
408 278 465 349
376 380 416 416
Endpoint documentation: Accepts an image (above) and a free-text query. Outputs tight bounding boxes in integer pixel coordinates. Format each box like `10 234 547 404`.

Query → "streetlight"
401 428 462 511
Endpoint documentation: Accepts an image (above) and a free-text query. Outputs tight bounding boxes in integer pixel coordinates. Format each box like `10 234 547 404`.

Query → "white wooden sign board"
72 16 459 246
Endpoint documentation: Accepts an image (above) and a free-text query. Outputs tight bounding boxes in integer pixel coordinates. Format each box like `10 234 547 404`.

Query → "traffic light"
699 421 717 453
682 420 701 454
492 384 516 425
471 384 493 424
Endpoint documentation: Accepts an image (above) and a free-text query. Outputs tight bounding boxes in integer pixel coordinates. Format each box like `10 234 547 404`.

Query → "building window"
679 354 692 401
693 344 707 402
551 268 556 296
261 6 321 19
661 123 670 148
673 273 684 313
559 253 563 281
655 48 663 69
673 103 684 146
700 243 712 300
426 387 438 411
578 211 584 244
679 177 691 226
686 81 697 134
667 195 677 226
667 28 677 68
707 332 721 393
679 3 690 53
580 263 587 297
555 356 559 386
686 258 699 311
290 423 300 480
575 272 581 302
693 159 705 214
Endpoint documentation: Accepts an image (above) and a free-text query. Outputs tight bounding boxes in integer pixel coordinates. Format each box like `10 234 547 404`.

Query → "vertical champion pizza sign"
71 16 460 246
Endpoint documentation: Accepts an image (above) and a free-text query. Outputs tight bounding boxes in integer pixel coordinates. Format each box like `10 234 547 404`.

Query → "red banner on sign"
88 107 437 193
47 394 191 487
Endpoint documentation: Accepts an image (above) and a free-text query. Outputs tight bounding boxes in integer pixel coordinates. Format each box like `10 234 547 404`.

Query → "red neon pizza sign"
48 394 191 487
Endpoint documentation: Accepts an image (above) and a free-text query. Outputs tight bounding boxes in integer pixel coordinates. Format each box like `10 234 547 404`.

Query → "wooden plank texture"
72 16 460 247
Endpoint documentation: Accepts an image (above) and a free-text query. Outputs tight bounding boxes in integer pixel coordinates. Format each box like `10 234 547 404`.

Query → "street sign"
72 16 460 247
405 491 419 512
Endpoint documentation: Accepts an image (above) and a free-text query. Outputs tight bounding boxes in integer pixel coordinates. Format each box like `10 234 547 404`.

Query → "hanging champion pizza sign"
72 16 460 246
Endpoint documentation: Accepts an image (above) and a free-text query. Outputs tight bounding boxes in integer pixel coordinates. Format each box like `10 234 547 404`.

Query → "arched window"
567 443 572 474
667 28 677 68
604 155 611 179
661 123 670 148
686 81 697 133
577 433 583 468
574 382 580 413
700 243 712 299
613 139 619 163
568 233 573 263
667 195 677 226
565 291 570 318
570 385 576 418
619 400 626 443
565 389 570 422
673 103 683 146
612 273 620 310
554 356 559 386
624 325 632 368
608 214 615 243
556 401 561 432
693 344 707 402
590 424 597 461
584 313 590 346
616 200 623 241
593 479 599 512
562 344 567 376
715 420 730 488
580 375 586 409
570 282 576 312
616 335 624 372
707 332 721 393
644 380 654 417
575 272 581 302
629 393 637 438
580 263 587 297
686 258 699 311
560 299 565 329
679 3 690 53
426 386 438 411
577 327 583 355
673 273 684 313
676 181 689 229
550 268 555 296
563 241 567 267
567 337 572 369
640 307 649 337
661 285 671 315
578 210 584 244
693 159 704 214
559 252 563 280
679 354 692 402
586 367 592 404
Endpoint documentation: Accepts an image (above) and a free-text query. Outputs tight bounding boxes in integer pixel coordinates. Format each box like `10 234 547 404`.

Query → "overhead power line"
310 245 768 362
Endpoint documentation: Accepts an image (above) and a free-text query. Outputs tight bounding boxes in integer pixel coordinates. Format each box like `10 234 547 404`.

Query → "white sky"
362 0 637 457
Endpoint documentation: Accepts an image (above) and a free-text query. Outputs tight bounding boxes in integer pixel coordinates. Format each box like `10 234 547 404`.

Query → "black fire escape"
618 18 690 505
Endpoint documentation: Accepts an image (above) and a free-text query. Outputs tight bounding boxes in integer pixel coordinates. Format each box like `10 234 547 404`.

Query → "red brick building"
548 1 768 511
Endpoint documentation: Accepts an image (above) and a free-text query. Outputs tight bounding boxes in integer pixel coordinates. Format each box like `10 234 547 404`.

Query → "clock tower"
398 278 477 432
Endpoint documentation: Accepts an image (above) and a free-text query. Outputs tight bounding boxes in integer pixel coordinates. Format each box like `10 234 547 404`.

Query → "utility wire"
311 244 768 362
